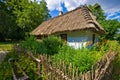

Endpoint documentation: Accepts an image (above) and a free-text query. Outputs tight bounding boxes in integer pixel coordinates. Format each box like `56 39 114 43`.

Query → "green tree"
0 0 18 41
89 3 120 41
13 0 50 31
0 0 50 41
101 20 120 40
88 3 106 23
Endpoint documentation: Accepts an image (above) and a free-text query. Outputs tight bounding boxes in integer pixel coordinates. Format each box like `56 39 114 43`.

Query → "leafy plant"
21 35 64 55
17 55 41 79
0 51 18 80
21 35 46 55
42 36 64 55
52 40 119 73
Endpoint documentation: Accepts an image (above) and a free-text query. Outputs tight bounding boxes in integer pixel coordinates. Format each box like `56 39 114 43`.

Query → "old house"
32 5 105 49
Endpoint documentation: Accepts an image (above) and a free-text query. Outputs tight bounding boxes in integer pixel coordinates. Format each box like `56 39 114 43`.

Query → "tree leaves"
0 0 50 40
89 3 120 41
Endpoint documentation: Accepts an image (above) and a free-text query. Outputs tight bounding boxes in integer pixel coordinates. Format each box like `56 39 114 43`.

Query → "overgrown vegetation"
17 54 42 79
52 40 119 73
20 36 119 73
21 35 64 55
112 46 120 80
0 50 43 80
0 36 120 79
0 51 17 80
0 2 120 79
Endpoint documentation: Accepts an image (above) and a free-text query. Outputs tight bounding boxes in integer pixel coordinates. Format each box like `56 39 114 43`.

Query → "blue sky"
44 0 120 21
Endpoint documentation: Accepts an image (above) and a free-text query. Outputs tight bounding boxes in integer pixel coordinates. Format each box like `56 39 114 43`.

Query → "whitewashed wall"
67 31 99 49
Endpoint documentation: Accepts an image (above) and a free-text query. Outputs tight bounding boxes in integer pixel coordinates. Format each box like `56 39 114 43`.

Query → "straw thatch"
32 5 105 36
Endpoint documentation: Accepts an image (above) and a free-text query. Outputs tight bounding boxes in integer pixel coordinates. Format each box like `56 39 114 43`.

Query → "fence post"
68 63 72 79
75 68 79 80
91 65 95 80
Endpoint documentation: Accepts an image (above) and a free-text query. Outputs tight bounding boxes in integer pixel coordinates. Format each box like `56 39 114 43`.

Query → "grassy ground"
0 42 14 51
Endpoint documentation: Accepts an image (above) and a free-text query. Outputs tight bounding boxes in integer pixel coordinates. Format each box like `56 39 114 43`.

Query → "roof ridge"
81 6 93 22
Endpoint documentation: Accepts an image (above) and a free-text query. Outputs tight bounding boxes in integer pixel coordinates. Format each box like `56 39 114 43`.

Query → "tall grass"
20 36 119 73
52 40 119 73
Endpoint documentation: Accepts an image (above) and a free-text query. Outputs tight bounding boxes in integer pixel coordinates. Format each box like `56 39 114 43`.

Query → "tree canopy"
0 0 50 41
89 3 120 41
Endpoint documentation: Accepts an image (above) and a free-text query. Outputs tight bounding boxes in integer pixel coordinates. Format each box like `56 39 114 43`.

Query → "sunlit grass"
0 42 14 51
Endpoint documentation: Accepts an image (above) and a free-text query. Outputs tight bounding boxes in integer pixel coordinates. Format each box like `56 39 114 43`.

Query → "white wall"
67 31 99 49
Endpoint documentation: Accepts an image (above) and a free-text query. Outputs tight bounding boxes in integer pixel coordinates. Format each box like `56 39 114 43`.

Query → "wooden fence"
12 45 117 80
80 51 117 80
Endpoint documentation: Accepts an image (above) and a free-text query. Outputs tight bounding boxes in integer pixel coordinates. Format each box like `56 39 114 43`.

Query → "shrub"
20 35 64 55
17 55 42 79
0 51 18 80
52 45 97 73
0 50 42 80
42 35 63 55
52 40 119 73
21 35 46 54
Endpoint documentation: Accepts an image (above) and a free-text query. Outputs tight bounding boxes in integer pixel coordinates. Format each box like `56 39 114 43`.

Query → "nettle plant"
21 35 64 55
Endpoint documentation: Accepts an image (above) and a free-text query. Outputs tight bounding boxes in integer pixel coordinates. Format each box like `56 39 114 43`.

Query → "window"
60 34 67 42
92 34 95 44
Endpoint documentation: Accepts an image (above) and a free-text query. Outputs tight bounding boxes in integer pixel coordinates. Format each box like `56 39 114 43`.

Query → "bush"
0 50 42 80
42 36 63 55
21 35 64 55
20 36 119 74
21 35 46 55
0 51 18 80
52 40 119 73
52 45 97 73
17 55 42 79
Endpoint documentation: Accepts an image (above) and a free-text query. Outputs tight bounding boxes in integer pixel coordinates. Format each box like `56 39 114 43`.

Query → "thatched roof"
32 5 105 36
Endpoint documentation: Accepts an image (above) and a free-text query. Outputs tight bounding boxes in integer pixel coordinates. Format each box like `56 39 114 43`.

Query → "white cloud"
45 0 87 11
64 0 87 11
112 16 120 20
45 0 120 21
106 11 120 20
45 0 62 11
45 0 120 13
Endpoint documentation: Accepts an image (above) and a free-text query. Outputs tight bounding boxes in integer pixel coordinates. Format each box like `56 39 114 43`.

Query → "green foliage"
17 55 42 79
93 40 118 51
42 36 63 55
0 51 18 80
88 3 106 22
52 45 98 73
112 45 120 80
0 0 18 40
21 35 63 55
0 61 13 80
88 3 120 41
100 20 120 40
21 35 119 74
52 40 119 73
13 0 50 31
1 39 119 79
0 50 42 80
21 35 44 54
0 0 50 41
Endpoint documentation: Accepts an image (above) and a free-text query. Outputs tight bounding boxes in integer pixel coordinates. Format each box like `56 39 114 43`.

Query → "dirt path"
0 51 8 64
